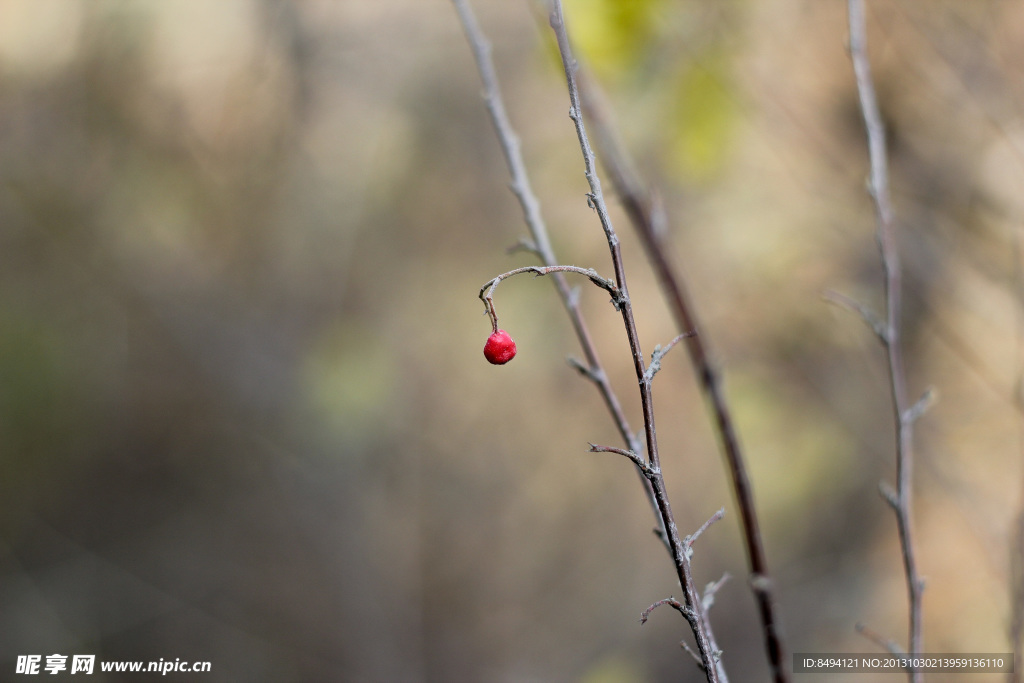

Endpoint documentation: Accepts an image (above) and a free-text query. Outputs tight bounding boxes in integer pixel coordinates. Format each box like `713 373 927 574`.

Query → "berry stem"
479 265 618 334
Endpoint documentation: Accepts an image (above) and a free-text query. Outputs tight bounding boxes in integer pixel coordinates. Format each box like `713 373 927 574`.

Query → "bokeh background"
0 1 1022 681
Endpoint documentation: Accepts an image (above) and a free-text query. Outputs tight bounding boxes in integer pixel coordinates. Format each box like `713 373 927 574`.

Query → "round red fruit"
483 329 517 365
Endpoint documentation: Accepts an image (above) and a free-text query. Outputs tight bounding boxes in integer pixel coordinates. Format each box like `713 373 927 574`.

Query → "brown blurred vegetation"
0 1 1021 681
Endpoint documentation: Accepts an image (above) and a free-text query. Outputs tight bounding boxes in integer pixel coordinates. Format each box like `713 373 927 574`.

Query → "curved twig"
479 265 619 331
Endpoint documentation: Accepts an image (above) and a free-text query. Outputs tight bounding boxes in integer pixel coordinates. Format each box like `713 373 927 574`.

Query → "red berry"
483 329 517 365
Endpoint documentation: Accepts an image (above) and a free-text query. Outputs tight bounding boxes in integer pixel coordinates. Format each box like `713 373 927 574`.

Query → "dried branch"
575 32 790 683
680 640 706 671
702 573 731 613
449 0 668 547
588 443 657 479
641 596 689 625
685 508 726 556
847 1 924 679
644 332 696 384
904 387 937 425
456 0 727 676
478 265 620 331
548 2 724 680
823 289 888 342
856 622 908 658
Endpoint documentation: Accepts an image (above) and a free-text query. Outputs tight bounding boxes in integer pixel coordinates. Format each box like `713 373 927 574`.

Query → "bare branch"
450 0 551 260
823 289 888 342
685 508 726 556
903 387 937 425
848 1 924 678
506 237 540 258
588 443 657 479
548 2 723 679
574 26 787 683
478 264 620 331
680 640 706 670
856 622 908 658
638 594 722 677
450 0 665 547
702 573 731 613
566 355 601 382
879 481 900 510
458 1 728 677
640 596 690 625
644 332 697 384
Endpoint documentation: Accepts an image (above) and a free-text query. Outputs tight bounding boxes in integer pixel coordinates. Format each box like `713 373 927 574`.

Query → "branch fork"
588 443 658 479
457 1 730 679
644 332 696 384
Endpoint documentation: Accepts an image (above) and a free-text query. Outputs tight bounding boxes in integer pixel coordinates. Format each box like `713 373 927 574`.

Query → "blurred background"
0 0 1021 681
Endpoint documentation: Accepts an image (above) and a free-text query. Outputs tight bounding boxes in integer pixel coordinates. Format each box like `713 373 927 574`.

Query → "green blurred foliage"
561 0 740 181
302 320 397 446
563 0 666 77
667 51 738 181
0 315 70 454
580 653 650 683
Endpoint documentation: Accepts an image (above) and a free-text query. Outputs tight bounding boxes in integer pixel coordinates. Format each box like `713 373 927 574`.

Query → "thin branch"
575 34 789 683
506 237 540 257
702 573 731 613
685 508 726 555
549 3 723 680
823 289 888 342
856 622 908 658
879 480 900 510
644 332 696 384
478 265 620 331
642 594 724 679
848 2 924 680
450 0 667 547
904 387 937 425
680 640 706 670
641 596 689 625
588 443 657 479
458 1 725 676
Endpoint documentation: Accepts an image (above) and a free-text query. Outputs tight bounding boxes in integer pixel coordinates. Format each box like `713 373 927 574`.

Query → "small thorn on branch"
680 640 706 670
588 443 656 478
823 289 888 342
640 596 690 625
855 622 907 657
643 331 697 384
506 237 540 257
684 508 726 559
903 387 937 424
878 481 899 510
702 572 731 612
567 356 601 383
